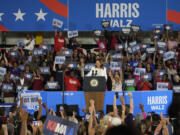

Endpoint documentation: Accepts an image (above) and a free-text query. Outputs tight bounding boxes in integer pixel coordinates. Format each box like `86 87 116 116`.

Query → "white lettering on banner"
147 96 167 105
55 124 67 135
96 3 139 28
96 3 140 18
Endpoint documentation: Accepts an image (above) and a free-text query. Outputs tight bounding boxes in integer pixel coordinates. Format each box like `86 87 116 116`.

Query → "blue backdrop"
24 90 173 116
0 0 180 31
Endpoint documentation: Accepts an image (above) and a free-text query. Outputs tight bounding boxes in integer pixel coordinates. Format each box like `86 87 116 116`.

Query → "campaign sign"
131 44 140 53
84 64 95 71
67 63 77 69
173 85 180 93
68 30 79 38
16 40 25 47
164 24 173 31
141 73 152 81
2 84 13 92
0 67 6 76
127 47 132 53
158 50 165 54
52 18 63 28
124 79 135 86
10 74 19 82
94 30 102 36
55 56 66 64
153 28 162 34
122 27 131 34
157 41 166 48
146 47 156 54
131 25 140 32
84 113 100 121
110 62 121 71
16 85 28 92
33 49 44 56
18 65 25 71
43 114 79 135
129 41 137 46
9 51 18 57
21 93 41 109
163 51 175 61
115 44 124 50
134 68 146 76
39 67 50 74
24 73 33 80
47 82 58 89
39 44 52 51
111 53 122 60
62 49 73 57
157 83 169 90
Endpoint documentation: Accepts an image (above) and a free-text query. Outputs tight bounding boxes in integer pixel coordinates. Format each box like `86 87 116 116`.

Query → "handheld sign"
131 25 140 32
62 49 73 57
24 73 33 80
153 28 162 34
16 40 25 47
163 51 175 61
124 79 136 87
68 30 78 38
67 63 77 69
2 84 13 92
94 30 102 36
164 24 173 31
16 85 28 92
146 47 156 54
39 44 52 51
21 93 41 108
173 85 180 93
157 82 169 90
129 41 137 46
134 68 146 76
55 56 66 64
127 47 132 53
122 27 131 34
115 44 124 50
33 49 44 56
157 41 166 48
9 51 18 57
52 18 63 28
110 62 121 71
39 67 50 74
131 45 140 53
141 73 152 81
84 63 95 71
43 114 79 135
46 82 58 89
18 65 25 71
0 67 6 76
111 53 122 60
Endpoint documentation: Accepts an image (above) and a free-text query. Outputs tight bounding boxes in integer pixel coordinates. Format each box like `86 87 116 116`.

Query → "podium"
83 77 106 111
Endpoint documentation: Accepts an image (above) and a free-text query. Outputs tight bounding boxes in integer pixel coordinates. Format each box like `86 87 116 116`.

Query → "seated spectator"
65 70 81 91
45 76 60 91
32 69 44 90
139 79 153 91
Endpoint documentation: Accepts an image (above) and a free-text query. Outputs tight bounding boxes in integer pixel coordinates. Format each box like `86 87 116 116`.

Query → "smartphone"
32 121 40 126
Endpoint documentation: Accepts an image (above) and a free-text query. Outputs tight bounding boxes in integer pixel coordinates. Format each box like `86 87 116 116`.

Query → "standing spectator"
54 27 66 53
109 69 123 91
167 35 178 51
94 36 107 52
64 70 81 91
9 62 21 76
68 37 80 50
139 79 153 91
32 69 44 90
16 72 30 89
24 34 35 51
2 74 15 103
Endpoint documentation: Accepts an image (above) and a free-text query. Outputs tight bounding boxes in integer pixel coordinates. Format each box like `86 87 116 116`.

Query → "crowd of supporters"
0 27 179 134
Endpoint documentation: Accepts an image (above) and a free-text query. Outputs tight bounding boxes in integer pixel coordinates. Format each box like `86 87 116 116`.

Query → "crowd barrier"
24 90 173 116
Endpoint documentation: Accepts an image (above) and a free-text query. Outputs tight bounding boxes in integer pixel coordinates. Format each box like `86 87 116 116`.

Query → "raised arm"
20 110 28 135
88 99 96 135
54 26 58 36
113 94 118 117
139 103 146 118
128 92 134 114
37 99 42 120
120 96 125 124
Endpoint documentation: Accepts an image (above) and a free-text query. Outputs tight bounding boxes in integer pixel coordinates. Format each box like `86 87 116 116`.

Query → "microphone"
92 70 94 76
95 70 97 76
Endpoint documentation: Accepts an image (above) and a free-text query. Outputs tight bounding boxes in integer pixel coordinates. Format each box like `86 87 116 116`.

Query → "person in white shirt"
86 59 107 80
24 34 35 51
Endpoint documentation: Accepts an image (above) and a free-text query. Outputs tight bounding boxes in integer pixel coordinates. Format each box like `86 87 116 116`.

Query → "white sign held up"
52 18 63 28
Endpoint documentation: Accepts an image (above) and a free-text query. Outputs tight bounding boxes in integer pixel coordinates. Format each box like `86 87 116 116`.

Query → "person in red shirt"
54 26 66 52
139 80 153 91
64 70 80 91
32 69 44 91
